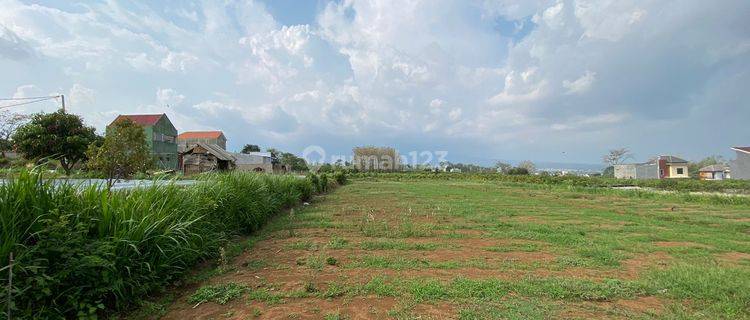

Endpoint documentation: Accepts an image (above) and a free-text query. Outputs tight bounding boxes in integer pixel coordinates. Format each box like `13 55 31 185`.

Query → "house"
657 155 689 179
181 143 235 175
698 164 731 180
614 155 689 179
109 114 178 170
730 147 750 180
177 131 227 152
233 152 277 172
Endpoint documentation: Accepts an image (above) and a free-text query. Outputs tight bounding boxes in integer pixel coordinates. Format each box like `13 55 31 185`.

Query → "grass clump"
188 283 248 305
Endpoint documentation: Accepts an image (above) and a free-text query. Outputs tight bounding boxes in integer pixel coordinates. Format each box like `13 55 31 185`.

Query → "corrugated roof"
111 114 164 126
183 143 235 161
659 155 688 163
232 152 272 165
178 131 224 140
699 164 730 172
732 147 750 154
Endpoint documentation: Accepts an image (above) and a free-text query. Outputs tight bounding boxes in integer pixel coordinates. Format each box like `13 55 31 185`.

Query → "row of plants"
349 172 750 193
0 170 345 319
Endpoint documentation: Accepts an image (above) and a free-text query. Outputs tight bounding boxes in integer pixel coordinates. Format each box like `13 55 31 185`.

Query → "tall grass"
0 170 334 318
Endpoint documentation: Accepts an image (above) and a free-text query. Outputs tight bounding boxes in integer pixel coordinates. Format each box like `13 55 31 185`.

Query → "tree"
279 152 309 171
602 148 633 166
0 111 30 157
241 144 260 153
86 119 152 190
318 163 333 173
495 161 512 173
517 160 536 173
12 111 97 174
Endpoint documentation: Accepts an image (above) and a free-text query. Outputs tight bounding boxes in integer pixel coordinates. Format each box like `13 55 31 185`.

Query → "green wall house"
109 114 178 170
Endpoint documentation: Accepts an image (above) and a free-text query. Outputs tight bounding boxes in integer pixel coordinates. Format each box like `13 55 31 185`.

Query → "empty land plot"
146 179 750 319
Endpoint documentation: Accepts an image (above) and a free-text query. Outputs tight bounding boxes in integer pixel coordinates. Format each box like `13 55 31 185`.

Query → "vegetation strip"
0 170 344 319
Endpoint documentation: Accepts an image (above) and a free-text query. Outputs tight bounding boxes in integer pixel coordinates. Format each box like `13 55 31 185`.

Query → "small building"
233 152 275 172
181 143 235 175
352 146 400 171
698 164 731 180
614 155 689 179
109 114 178 170
657 155 689 179
730 147 750 180
177 131 227 152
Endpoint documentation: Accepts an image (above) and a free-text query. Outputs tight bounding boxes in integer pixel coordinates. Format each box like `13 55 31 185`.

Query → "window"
676 168 684 175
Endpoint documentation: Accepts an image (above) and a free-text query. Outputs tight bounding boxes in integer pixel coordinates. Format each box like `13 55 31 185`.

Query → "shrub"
333 171 347 185
506 167 529 175
320 173 329 192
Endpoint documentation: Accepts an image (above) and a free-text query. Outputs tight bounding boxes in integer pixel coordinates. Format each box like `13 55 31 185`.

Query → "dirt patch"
715 252 750 264
614 296 665 314
620 252 672 279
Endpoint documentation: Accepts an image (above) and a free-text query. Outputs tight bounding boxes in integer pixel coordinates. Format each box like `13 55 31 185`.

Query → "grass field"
147 178 750 319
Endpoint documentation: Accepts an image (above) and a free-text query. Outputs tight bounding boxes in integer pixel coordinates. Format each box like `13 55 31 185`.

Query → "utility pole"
60 94 66 113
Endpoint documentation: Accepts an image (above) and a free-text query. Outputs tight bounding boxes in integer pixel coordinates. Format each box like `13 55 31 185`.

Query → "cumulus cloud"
1 0 749 163
156 88 185 107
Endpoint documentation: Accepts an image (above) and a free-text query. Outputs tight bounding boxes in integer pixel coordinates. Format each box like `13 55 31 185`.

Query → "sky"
1 0 749 166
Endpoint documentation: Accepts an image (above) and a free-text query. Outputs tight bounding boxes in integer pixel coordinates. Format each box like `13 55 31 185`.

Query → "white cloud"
12 84 41 99
160 51 199 72
448 108 462 121
156 88 185 107
562 70 596 94
68 84 95 107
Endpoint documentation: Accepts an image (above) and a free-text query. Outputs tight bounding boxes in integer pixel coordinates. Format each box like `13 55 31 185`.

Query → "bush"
333 171 347 185
320 173 329 192
0 170 333 319
506 167 529 175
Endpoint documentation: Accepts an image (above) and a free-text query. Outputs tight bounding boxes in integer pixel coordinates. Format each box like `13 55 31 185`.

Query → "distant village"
61 112 750 180
2 110 749 180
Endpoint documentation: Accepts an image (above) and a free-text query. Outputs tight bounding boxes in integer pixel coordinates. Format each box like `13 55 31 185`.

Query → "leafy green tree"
241 144 260 153
12 111 97 175
279 152 309 171
86 119 152 190
318 163 333 173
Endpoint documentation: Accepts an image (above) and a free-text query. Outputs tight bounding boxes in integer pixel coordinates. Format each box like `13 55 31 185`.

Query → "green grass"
129 175 750 318
188 283 248 305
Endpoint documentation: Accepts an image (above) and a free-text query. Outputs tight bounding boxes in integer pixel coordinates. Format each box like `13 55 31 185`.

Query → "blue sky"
1 0 749 166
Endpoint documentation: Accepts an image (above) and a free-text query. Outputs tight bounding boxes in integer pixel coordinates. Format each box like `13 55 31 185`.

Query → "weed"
188 283 248 305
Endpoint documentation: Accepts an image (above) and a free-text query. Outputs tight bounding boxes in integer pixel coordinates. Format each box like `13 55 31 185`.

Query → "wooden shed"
180 143 235 175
